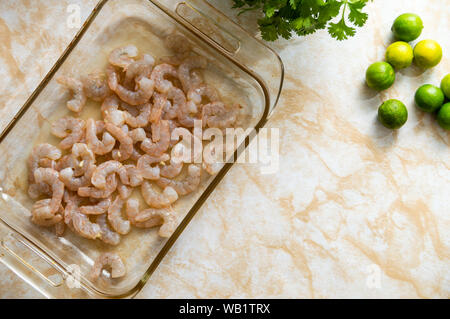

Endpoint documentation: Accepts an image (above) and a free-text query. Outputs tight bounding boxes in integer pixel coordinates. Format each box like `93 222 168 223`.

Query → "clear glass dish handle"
162 0 284 120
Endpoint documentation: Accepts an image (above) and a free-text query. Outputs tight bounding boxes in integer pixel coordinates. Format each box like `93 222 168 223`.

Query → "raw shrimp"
137 153 169 180
162 99 177 120
202 102 239 129
107 196 130 235
117 180 133 200
187 84 220 106
28 143 62 183
97 214 120 246
105 109 126 127
171 127 203 163
51 117 85 150
71 204 102 240
124 164 143 187
31 199 63 227
160 143 184 178
178 56 207 92
128 128 146 143
140 120 170 156
59 166 94 191
108 45 138 70
107 65 154 105
81 72 110 101
124 54 155 88
33 168 64 214
28 183 51 199
156 164 201 196
80 198 111 215
150 92 166 123
91 252 126 280
134 206 177 238
101 95 119 118
125 198 172 234
105 123 133 161
124 102 151 128
72 143 96 176
78 174 117 199
150 64 178 94
141 181 178 208
167 86 186 121
91 160 129 189
86 119 115 155
56 76 87 112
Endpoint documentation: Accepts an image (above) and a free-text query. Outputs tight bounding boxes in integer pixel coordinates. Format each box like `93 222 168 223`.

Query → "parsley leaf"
231 0 371 41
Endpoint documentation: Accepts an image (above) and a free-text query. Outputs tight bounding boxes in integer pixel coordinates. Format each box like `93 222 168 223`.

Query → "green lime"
378 99 408 129
414 40 442 69
440 74 450 99
385 41 414 69
366 62 395 91
414 84 445 112
391 13 423 42
437 103 450 130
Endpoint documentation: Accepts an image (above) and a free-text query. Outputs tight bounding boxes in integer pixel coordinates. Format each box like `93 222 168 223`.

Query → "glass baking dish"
0 0 283 298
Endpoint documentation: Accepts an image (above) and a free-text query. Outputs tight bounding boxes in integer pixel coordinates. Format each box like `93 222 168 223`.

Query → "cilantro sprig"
232 0 371 41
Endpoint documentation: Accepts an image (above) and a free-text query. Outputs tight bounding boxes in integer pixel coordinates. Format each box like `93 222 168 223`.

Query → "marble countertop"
0 0 448 298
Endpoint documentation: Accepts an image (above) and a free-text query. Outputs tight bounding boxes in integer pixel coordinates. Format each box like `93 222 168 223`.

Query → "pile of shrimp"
27 33 240 280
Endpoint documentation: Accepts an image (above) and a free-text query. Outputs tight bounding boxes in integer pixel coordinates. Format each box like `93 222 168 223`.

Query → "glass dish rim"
0 0 284 298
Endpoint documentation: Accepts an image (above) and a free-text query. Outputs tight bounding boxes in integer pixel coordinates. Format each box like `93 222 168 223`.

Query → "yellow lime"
440 74 450 99
385 41 414 69
391 13 423 42
365 62 395 91
414 40 442 69
378 99 408 129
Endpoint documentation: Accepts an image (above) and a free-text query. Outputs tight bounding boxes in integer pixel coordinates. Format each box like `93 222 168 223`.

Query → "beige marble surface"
0 0 449 298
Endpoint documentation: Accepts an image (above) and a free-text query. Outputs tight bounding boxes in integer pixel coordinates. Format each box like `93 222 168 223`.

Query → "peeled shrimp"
117 180 133 200
108 45 138 70
140 120 170 156
101 95 120 118
80 198 111 215
59 166 94 191
107 196 130 235
124 164 143 187
28 143 62 183
72 209 102 240
150 64 178 94
149 92 165 123
125 198 174 236
156 164 201 196
33 168 64 215
105 123 133 161
171 127 203 163
124 102 151 128
81 72 110 101
128 128 146 143
107 65 154 105
91 252 126 280
202 102 239 129
141 181 178 208
105 109 127 127
168 86 186 120
178 56 207 92
124 54 155 88
97 214 120 246
187 84 220 106
72 143 95 176
160 143 184 178
86 119 115 155
91 160 129 189
56 76 87 113
137 153 169 180
78 174 117 199
31 199 63 227
51 117 85 150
